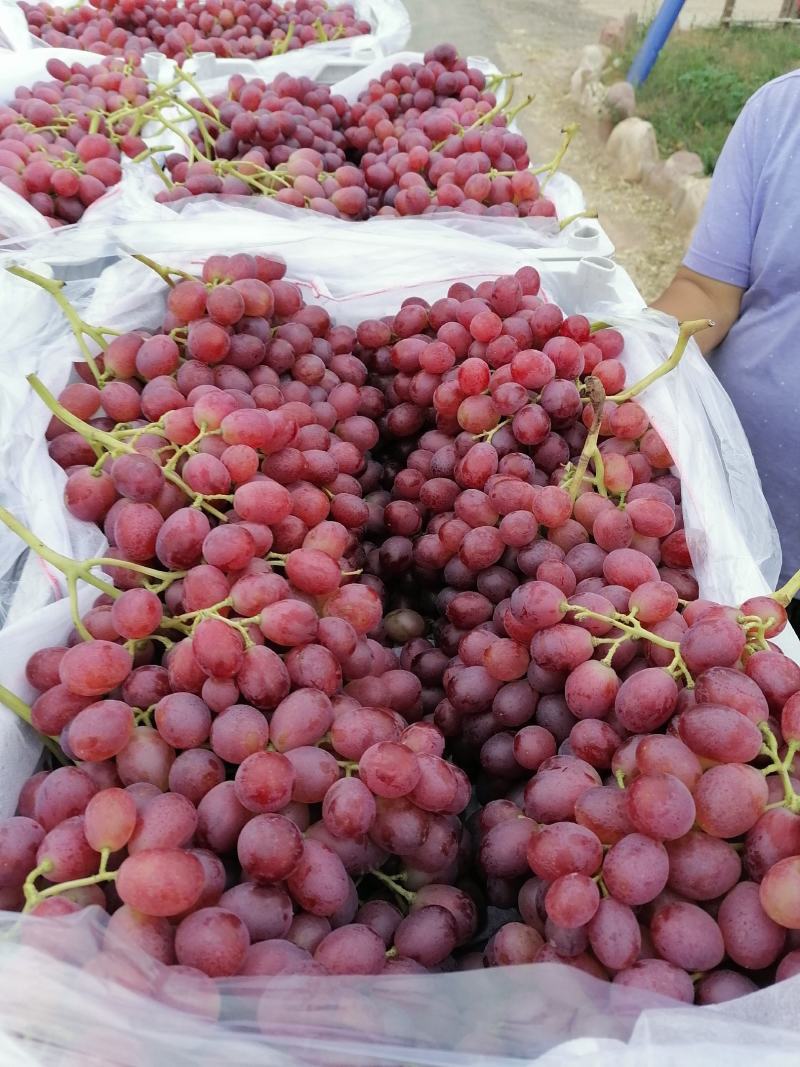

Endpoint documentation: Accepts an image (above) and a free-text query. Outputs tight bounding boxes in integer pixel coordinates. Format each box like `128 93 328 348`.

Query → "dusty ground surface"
582 0 786 25
400 0 780 299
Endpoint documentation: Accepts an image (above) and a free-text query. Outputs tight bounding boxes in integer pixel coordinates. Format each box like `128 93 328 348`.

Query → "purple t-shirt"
684 71 800 586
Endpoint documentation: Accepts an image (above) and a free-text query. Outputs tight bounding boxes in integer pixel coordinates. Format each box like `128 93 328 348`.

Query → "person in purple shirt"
653 71 800 620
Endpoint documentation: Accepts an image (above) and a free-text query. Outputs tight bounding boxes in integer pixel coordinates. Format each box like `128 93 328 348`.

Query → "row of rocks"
570 26 711 236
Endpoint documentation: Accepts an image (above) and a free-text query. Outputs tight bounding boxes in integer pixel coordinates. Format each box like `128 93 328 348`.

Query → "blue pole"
626 0 686 87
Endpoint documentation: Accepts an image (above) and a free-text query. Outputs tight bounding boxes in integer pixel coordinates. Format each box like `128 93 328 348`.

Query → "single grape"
116 849 204 917
175 907 250 978
650 901 725 971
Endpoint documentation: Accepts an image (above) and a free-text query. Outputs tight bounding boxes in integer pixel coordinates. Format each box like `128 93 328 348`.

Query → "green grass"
606 25 800 173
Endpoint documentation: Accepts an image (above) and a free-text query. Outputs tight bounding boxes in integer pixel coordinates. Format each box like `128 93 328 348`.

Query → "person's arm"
652 265 744 355
650 83 762 355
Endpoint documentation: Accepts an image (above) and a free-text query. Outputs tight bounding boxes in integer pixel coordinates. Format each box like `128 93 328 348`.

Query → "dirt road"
583 0 784 25
399 0 765 300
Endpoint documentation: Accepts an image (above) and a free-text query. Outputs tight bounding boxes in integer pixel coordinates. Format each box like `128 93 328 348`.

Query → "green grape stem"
370 867 415 905
504 93 535 126
773 567 800 608
485 71 523 92
607 318 714 403
23 847 115 913
738 613 772 651
564 376 606 502
0 685 69 765
535 123 579 189
592 872 609 898
27 375 230 522
431 81 519 153
272 20 295 53
7 267 112 385
175 68 221 122
0 503 187 652
565 600 693 686
132 253 197 287
0 504 119 601
558 209 599 231
760 725 800 813
474 417 512 444
336 760 359 777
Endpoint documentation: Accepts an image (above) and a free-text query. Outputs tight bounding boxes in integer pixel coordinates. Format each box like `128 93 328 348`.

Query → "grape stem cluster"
760 724 800 812
22 847 114 914
566 600 695 686
27 375 232 523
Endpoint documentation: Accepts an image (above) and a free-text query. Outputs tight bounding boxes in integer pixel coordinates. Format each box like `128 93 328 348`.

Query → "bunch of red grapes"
157 45 558 220
20 0 371 63
0 56 151 226
0 44 561 229
1 244 800 1026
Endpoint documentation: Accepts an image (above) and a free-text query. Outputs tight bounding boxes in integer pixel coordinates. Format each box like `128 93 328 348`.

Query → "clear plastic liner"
0 0 412 74
0 906 796 1064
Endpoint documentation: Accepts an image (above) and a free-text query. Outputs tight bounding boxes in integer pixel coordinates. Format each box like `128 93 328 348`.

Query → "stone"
578 44 611 77
570 66 592 103
675 176 712 235
580 78 611 123
571 43 612 104
643 160 670 198
605 117 659 182
605 80 636 121
661 152 706 209
600 17 627 51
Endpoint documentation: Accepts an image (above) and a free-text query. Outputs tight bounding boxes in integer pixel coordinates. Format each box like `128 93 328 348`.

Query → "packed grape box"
0 2 799 1063
19 0 373 61
0 45 585 232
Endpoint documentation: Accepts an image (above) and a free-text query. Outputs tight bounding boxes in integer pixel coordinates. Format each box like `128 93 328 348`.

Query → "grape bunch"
156 45 566 221
20 0 371 64
0 56 154 226
0 249 799 1014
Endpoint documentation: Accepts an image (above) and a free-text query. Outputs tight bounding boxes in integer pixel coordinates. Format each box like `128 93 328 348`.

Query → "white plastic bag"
0 0 28 49
178 0 412 83
0 42 608 253
0 262 106 623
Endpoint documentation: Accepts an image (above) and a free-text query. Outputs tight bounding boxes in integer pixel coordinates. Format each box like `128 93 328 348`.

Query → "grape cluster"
1 249 799 1010
0 56 152 226
156 46 562 221
21 0 371 64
